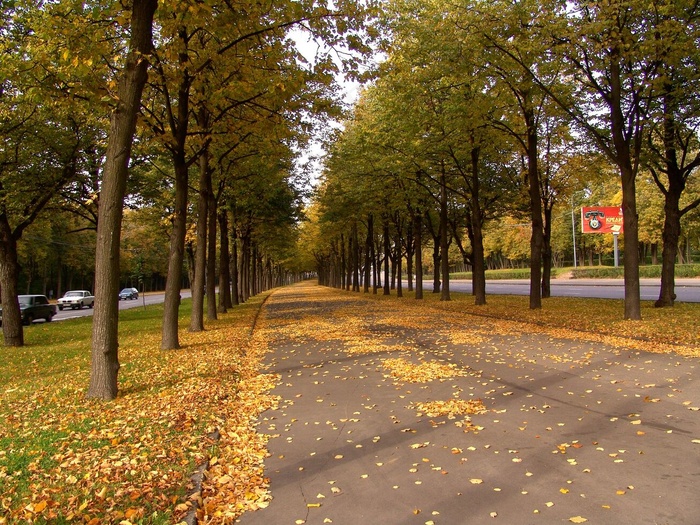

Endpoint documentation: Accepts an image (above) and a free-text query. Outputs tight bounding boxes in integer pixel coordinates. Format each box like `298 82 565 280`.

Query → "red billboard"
581 206 624 234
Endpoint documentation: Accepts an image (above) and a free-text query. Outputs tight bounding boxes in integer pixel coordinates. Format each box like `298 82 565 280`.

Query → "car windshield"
17 297 31 306
65 292 81 297
120 289 132 293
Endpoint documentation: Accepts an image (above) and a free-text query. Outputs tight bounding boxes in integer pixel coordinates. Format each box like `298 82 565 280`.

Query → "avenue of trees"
309 0 700 318
3 0 700 399
0 0 378 399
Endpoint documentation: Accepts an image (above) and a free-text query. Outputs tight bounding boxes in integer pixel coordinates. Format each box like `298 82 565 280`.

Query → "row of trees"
0 0 378 399
308 0 700 317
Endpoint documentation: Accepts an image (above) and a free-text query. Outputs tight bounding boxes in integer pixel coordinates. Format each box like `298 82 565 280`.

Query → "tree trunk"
352 222 360 292
470 147 486 306
189 147 209 332
218 208 231 312
656 196 681 307
406 220 414 292
395 222 403 298
231 223 239 306
0 221 23 346
206 175 217 320
542 204 553 299
524 101 543 310
440 168 450 301
162 154 189 349
88 0 157 399
383 219 390 295
364 214 372 293
414 212 423 300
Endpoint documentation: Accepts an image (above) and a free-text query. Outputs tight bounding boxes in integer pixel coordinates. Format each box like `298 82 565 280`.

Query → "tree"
88 0 157 400
0 2 100 346
642 0 700 306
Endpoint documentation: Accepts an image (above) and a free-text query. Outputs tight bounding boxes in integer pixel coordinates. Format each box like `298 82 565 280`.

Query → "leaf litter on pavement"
1 282 698 523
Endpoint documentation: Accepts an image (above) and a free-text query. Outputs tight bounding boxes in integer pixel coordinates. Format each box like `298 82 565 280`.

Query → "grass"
0 296 275 524
353 286 700 354
445 263 700 280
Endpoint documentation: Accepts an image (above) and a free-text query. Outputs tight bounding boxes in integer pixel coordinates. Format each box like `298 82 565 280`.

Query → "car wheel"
24 315 33 326
58 305 63 311
45 314 52 322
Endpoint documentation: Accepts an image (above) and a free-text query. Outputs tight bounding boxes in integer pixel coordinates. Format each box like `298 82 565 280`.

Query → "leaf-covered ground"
0 283 698 524
0 297 279 524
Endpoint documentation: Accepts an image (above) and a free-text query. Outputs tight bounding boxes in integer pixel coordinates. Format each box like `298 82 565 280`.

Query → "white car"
57 290 95 310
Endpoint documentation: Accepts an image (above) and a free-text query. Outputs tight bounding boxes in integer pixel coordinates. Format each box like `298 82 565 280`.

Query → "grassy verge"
446 263 700 280
0 296 276 524
359 287 700 356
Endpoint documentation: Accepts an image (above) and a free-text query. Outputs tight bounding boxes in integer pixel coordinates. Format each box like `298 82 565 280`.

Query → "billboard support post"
614 233 619 268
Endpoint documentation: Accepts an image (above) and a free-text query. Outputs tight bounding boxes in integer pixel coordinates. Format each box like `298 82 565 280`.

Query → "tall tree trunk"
218 208 231 312
395 221 403 298
406 220 414 292
206 177 217 320
440 168 450 301
162 154 189 348
414 212 423 300
470 147 486 305
607 52 642 319
352 222 360 292
383 218 390 295
230 222 239 306
364 214 372 293
525 101 543 310
0 223 23 346
88 0 157 399
190 145 209 332
656 195 681 307
161 26 194 348
542 204 553 299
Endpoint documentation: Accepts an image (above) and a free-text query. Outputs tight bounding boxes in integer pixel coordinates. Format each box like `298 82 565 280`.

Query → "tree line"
0 0 378 399
308 0 700 316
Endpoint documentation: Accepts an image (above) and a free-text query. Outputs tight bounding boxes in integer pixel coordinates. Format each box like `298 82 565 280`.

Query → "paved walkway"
237 282 700 525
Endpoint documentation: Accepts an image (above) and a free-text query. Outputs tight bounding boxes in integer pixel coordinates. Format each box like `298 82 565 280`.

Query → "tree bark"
363 214 372 293
230 221 239 306
218 208 231 312
88 0 157 399
161 153 189 349
0 222 23 347
439 168 450 301
542 204 553 299
470 147 486 305
383 218 391 295
206 171 217 320
189 146 209 332
524 100 543 310
414 212 423 300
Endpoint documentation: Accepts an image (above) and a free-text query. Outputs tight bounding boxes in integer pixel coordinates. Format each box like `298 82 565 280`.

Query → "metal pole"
572 203 578 268
613 233 619 267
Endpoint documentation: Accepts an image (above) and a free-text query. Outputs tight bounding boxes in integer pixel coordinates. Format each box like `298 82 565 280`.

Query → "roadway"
48 278 700 324
51 290 192 323
444 277 700 302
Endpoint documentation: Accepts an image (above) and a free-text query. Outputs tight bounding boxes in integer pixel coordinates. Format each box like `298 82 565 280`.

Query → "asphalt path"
442 278 700 303
237 282 700 525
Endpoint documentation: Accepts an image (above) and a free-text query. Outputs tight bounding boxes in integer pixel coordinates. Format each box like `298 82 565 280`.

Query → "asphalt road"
49 290 192 323
442 278 700 303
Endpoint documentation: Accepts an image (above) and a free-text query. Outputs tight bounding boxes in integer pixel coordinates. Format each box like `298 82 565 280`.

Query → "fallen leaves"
383 358 471 383
410 398 487 418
